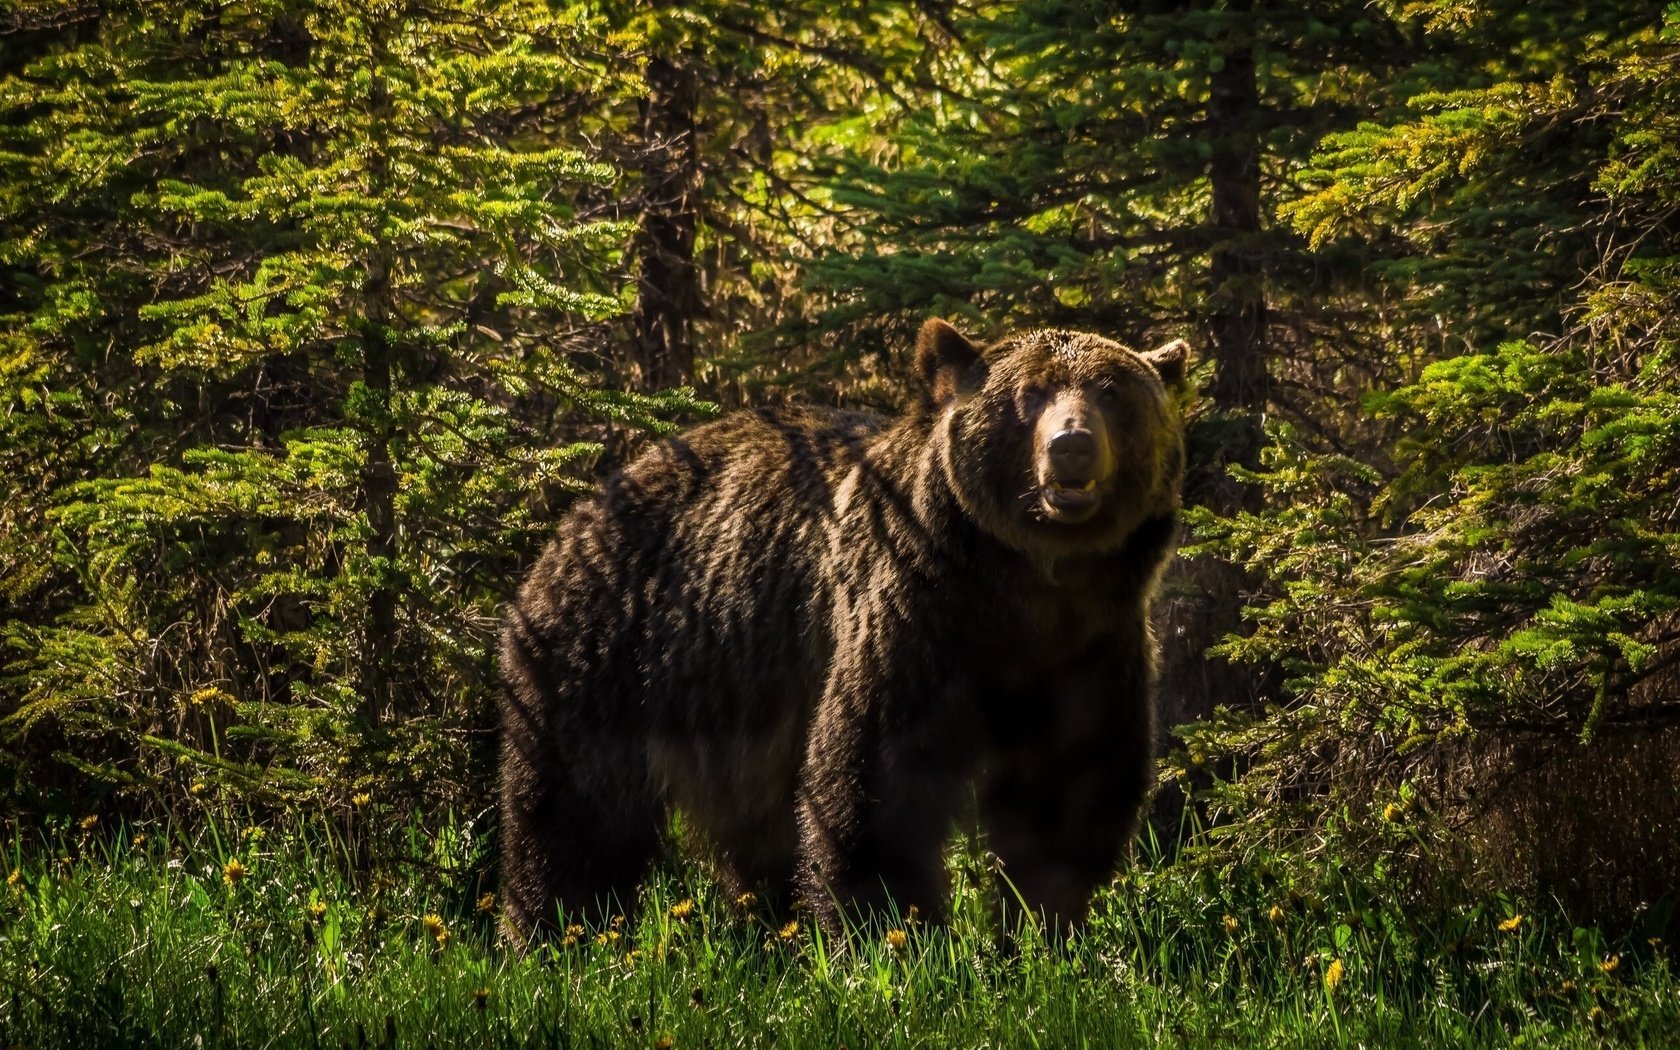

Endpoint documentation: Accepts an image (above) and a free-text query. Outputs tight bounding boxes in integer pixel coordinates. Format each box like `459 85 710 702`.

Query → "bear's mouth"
1040 478 1100 522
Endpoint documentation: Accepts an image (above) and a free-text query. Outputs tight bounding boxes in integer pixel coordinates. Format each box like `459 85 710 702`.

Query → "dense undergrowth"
2 812 1674 1048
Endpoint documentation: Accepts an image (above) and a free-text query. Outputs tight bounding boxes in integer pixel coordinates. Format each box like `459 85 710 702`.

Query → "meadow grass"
1 811 1674 1048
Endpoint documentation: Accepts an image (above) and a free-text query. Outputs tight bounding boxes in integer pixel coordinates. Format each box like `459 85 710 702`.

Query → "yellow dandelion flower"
472 986 491 1010
352 792 372 809
735 891 757 910
189 782 208 797
131 833 146 850
476 892 497 914
1599 953 1620 974
79 814 99 831
1498 914 1523 933
6 868 20 888
1382 803 1403 823
1268 904 1285 925
595 930 621 946
1588 1005 1606 1025
422 913 448 945
907 904 921 925
1222 914 1239 936
562 934 578 948
668 898 695 920
1561 980 1577 995
309 900 328 922
1325 958 1345 991
222 858 247 886
778 919 799 942
610 914 625 930
885 928 908 952
565 923 585 938
627 948 644 964
654 1035 675 1050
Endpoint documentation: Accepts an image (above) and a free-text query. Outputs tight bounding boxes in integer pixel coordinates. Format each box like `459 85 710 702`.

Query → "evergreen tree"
0 0 700 817
1189 0 1680 913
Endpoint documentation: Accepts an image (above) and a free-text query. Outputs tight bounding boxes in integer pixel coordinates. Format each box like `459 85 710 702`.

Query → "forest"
2 0 1678 1045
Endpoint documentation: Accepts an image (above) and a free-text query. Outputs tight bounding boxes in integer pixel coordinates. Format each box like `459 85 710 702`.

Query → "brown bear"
498 318 1188 940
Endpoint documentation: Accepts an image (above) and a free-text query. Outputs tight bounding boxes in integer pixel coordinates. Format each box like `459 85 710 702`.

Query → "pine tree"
0 1 701 817
1188 0 1680 913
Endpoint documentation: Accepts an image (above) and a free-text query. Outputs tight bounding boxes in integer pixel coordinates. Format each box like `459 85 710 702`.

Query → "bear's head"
918 318 1188 557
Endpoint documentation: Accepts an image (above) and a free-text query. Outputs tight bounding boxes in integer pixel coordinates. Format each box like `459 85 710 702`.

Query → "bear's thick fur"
499 319 1188 938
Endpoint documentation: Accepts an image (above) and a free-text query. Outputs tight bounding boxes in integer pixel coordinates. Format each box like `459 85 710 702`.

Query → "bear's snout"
1034 389 1116 522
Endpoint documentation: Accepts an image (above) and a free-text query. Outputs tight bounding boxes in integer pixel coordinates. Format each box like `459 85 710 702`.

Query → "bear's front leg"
796 646 974 937
979 645 1156 935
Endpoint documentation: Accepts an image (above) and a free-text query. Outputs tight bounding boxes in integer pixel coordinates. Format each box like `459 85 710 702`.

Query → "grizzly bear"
498 318 1188 939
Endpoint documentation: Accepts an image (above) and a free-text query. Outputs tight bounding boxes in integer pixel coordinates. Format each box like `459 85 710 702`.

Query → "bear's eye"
1017 385 1050 415
1097 383 1121 408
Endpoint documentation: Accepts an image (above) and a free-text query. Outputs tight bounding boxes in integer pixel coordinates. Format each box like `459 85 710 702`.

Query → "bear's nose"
1048 429 1096 477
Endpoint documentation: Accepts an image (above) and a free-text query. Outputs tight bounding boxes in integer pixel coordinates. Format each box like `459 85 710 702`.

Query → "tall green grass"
1 812 1673 1048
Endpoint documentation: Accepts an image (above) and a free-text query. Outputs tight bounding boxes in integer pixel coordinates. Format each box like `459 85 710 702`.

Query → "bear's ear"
1140 338 1190 387
916 318 982 405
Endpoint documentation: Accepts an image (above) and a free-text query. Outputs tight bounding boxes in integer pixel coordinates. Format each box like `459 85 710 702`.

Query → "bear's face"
918 319 1187 558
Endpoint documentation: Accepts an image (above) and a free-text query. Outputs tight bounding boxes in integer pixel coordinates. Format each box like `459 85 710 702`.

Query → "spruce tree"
0 1 700 817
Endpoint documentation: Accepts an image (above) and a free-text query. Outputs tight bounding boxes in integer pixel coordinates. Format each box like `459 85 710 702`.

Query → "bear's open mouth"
1041 478 1099 519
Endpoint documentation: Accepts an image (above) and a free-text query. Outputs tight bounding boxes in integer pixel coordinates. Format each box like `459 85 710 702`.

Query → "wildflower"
1382 803 1403 823
422 913 449 946
1325 958 1345 992
610 914 625 930
1268 904 1285 925
654 1036 675 1050
885 928 908 953
1498 914 1523 933
472 986 491 1011
1561 980 1577 995
668 898 695 920
1588 1005 1606 1025
243 826 265 843
189 782 208 797
778 919 800 942
79 814 99 831
595 930 620 946
735 891 757 910
6 868 19 888
131 833 146 850
1599 953 1620 975
476 892 497 914
1222 914 1239 937
565 923 585 938
907 904 921 925
222 858 247 886
309 900 328 923
352 792 372 809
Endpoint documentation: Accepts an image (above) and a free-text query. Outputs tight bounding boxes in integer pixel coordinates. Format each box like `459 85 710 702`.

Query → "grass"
1 810 1675 1048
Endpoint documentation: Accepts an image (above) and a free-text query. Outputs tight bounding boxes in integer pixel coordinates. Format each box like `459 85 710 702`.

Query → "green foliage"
0 1 705 819
1181 3 1680 908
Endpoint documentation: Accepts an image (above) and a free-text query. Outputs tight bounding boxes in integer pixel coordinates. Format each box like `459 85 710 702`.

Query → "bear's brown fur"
499 318 1188 939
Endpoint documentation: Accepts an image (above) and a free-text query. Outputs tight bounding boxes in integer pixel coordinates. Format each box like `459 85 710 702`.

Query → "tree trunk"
358 22 397 728
1152 2 1271 822
630 50 700 391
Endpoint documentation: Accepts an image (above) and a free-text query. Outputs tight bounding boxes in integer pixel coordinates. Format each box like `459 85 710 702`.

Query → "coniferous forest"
2 1 1679 1045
